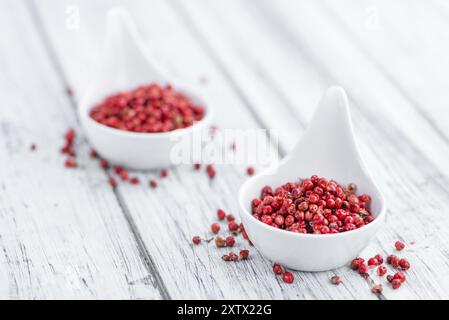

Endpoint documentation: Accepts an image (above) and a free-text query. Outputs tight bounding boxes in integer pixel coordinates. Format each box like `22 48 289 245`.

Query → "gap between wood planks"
24 0 171 300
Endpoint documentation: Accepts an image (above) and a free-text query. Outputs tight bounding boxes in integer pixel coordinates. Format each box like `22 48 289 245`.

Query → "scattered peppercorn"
226 214 235 222
149 180 158 188
108 177 117 188
239 249 249 260
129 177 140 184
194 163 201 170
372 284 383 294
30 143 37 151
399 258 410 271
90 83 205 133
351 257 364 270
395 240 405 251
377 265 387 276
368 257 379 267
64 157 78 168
273 263 283 275
229 252 239 262
358 263 368 274
386 275 394 283
217 209 226 220
211 223 220 234
206 164 216 179
282 272 294 284
192 236 201 245
160 169 168 178
215 236 226 248
374 254 384 265
247 167 255 176
391 279 402 289
393 272 406 283
100 159 109 170
225 236 235 247
330 275 341 285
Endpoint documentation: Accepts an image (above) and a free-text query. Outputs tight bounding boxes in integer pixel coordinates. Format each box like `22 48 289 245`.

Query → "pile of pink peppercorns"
251 175 373 234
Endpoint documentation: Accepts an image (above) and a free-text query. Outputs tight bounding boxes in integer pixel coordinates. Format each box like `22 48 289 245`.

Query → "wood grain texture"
1 0 448 299
0 0 161 299
176 0 449 299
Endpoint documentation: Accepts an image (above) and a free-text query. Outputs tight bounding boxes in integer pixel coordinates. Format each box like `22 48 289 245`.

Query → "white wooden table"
1 0 449 300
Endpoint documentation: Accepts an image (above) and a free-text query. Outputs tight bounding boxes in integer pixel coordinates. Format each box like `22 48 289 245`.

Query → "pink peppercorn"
129 177 140 184
392 279 402 289
228 221 239 233
368 257 379 267
89 83 205 133
160 169 168 178
247 167 255 176
226 214 236 222
374 254 384 264
108 177 117 188
377 266 387 276
215 236 226 248
358 263 368 274
217 209 226 220
282 272 294 284
192 236 201 245
100 159 109 169
149 180 158 188
194 163 201 170
225 236 235 247
351 257 364 270
64 157 78 168
399 258 410 271
395 240 405 251
229 252 239 262
206 164 216 179
331 276 341 285
393 272 406 283
273 263 283 275
372 284 383 294
211 223 220 234
239 249 249 260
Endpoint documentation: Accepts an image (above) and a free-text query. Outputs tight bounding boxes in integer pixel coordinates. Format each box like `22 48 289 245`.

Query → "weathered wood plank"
177 0 449 299
0 0 161 299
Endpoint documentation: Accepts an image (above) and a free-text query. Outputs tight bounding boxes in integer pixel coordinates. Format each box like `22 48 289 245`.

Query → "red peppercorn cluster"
89 83 205 133
251 175 374 234
350 240 411 293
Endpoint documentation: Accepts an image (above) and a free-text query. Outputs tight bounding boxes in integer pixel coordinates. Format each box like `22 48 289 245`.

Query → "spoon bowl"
238 86 386 271
78 8 212 170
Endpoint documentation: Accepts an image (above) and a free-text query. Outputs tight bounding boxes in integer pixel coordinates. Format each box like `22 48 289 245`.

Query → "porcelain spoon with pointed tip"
238 86 386 271
78 8 213 170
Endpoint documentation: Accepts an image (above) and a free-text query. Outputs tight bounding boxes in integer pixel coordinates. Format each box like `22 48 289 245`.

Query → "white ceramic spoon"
238 86 386 271
78 8 212 170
